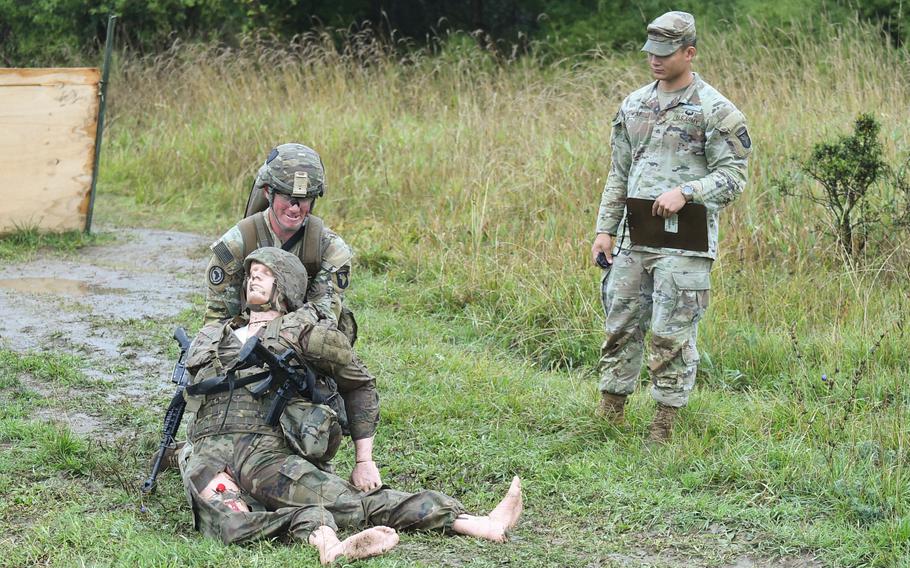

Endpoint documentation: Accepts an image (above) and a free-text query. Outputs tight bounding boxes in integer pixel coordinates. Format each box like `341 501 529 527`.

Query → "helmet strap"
247 301 275 313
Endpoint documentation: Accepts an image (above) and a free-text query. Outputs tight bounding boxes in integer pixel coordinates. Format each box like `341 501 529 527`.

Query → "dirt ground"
0 228 825 568
0 228 211 422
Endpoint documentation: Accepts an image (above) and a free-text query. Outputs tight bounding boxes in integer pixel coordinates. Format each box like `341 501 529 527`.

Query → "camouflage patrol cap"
641 11 696 56
255 143 326 199
243 247 309 313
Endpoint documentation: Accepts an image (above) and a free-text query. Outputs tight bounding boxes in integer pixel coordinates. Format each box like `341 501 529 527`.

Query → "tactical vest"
232 211 357 346
187 319 289 442
237 213 325 282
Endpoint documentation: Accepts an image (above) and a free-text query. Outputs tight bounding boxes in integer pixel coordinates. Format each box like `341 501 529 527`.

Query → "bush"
774 113 909 260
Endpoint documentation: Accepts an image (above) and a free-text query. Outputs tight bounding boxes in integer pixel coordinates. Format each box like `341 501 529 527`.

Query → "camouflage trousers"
179 433 464 545
598 250 712 407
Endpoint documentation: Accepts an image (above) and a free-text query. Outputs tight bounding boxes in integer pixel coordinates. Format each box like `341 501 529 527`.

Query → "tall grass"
96 21 910 563
102 19 909 363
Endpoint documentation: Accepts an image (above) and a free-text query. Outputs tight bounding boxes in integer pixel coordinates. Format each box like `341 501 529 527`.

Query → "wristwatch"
681 183 695 202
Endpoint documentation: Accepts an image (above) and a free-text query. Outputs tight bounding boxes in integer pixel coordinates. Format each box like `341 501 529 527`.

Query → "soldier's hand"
652 188 686 218
351 460 382 492
591 233 614 267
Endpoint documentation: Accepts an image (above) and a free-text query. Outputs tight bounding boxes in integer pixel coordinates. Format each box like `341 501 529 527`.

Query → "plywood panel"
0 68 101 233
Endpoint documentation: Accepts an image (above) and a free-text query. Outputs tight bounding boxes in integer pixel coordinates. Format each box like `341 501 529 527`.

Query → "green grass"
1 272 907 566
0 228 111 262
0 350 95 388
1 15 908 568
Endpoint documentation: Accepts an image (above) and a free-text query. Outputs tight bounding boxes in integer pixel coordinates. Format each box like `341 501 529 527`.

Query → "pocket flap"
672 272 711 290
279 455 317 482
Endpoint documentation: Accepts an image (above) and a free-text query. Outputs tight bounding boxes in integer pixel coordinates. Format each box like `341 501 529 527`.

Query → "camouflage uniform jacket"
204 211 353 325
184 306 379 441
596 73 752 259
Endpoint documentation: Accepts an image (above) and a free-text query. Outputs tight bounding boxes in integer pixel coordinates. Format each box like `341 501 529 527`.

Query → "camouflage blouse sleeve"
278 309 379 440
596 104 633 235
203 225 247 326
306 228 353 323
691 105 752 210
306 269 338 323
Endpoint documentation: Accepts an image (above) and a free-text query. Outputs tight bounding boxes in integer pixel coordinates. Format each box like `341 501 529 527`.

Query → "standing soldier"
205 143 356 341
590 12 752 442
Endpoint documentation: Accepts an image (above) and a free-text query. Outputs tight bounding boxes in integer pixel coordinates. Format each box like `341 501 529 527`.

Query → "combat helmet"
259 142 325 193
242 247 309 314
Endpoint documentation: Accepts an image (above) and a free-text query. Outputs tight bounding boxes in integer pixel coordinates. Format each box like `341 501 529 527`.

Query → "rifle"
141 327 192 494
238 336 324 426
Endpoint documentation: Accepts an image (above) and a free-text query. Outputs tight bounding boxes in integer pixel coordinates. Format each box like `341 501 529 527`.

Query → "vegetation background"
1 1 909 566
2 0 910 64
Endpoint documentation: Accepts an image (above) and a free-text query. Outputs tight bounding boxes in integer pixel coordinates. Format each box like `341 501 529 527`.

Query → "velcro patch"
736 126 752 149
212 241 234 265
208 266 225 286
335 268 350 290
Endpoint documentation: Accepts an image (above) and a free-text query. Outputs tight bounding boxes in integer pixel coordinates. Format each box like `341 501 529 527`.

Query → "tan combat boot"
647 404 678 443
597 392 628 424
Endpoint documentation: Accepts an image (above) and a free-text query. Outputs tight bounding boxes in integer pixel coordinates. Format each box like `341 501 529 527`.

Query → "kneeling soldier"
179 247 522 564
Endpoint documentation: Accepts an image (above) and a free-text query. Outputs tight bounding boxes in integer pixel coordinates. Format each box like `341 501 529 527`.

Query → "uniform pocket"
280 400 342 463
306 324 354 366
665 109 706 155
682 338 700 366
667 271 711 332
278 454 321 482
600 267 612 315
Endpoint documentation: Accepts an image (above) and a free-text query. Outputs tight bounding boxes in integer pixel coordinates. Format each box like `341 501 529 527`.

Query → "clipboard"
625 197 709 252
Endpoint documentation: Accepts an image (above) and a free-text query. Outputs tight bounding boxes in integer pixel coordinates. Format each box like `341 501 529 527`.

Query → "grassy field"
1 17 908 567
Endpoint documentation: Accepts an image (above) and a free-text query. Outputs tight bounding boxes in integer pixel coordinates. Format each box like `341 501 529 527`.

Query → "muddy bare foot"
452 476 523 542
310 525 399 565
490 476 523 531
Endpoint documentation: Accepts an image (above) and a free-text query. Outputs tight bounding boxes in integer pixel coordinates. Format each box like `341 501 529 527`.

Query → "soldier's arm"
306 230 353 323
203 254 243 325
596 106 633 235
306 269 339 323
203 228 247 326
279 310 379 441
690 106 752 210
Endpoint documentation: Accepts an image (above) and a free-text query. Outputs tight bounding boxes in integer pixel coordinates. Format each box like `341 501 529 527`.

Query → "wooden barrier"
0 68 101 233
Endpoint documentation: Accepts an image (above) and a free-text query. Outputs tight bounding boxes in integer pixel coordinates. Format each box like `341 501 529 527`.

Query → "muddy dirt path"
0 228 211 432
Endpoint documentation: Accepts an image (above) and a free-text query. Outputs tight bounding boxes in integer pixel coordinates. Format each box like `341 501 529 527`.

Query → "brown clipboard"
625 197 709 252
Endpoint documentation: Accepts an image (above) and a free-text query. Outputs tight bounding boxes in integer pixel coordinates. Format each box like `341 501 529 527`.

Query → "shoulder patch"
210 226 245 275
335 268 350 290
321 236 353 271
212 241 234 265
736 126 752 150
208 266 226 286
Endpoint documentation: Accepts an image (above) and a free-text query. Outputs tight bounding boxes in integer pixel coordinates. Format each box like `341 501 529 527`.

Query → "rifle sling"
185 369 271 396
282 223 306 252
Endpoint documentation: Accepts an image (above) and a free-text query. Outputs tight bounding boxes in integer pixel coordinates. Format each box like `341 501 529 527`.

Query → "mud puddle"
0 227 211 436
0 278 127 297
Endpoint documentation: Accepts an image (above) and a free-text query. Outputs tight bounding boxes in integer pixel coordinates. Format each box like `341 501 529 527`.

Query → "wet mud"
0 228 211 434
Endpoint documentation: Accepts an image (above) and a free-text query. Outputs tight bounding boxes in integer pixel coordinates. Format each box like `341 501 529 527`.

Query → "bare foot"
489 476 523 531
451 476 523 542
309 526 399 565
